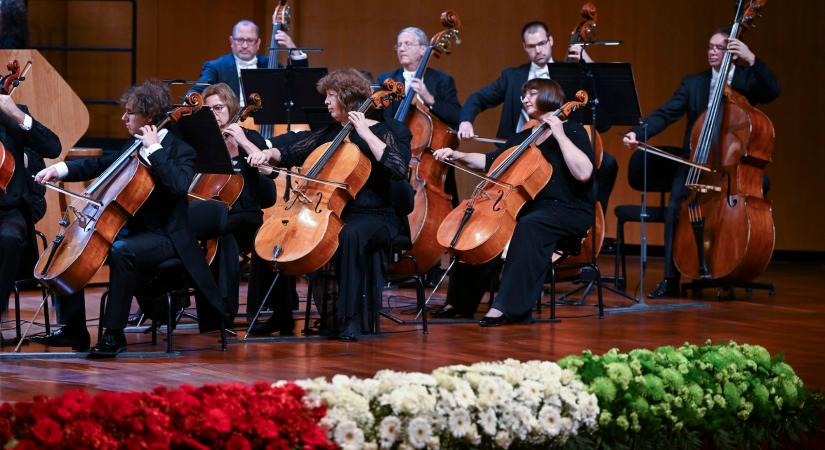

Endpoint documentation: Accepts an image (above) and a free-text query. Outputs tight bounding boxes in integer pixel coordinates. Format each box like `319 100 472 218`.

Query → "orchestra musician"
34 80 229 356
246 68 412 341
187 20 308 106
432 78 594 326
456 21 617 211
622 27 780 298
0 95 61 346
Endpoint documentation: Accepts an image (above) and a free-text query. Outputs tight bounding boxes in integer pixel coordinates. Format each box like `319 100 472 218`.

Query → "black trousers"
0 208 26 315
54 291 86 329
447 200 591 319
103 230 177 330
598 152 619 211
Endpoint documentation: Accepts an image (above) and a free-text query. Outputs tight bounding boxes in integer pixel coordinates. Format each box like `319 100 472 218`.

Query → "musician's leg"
0 209 26 321
652 165 690 298
29 291 90 350
597 152 619 211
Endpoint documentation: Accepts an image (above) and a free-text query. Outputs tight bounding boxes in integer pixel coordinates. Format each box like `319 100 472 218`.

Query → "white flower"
379 416 402 446
494 430 513 448
539 405 563 437
448 409 472 438
478 408 498 436
363 443 378 450
407 416 432 449
334 419 365 449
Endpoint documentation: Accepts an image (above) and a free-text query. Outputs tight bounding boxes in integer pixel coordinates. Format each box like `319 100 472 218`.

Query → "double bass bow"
253 79 404 276
0 60 33 193
388 10 461 275
34 93 205 295
436 91 589 264
673 0 774 283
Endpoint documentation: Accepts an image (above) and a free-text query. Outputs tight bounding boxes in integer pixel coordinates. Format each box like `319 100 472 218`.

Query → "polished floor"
1 255 823 403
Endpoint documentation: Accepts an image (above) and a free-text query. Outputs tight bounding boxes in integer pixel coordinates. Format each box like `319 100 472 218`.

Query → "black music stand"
172 107 234 174
240 67 328 132
548 62 706 314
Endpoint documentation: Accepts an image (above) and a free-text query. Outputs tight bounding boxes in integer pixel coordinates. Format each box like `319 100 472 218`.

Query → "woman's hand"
432 148 461 162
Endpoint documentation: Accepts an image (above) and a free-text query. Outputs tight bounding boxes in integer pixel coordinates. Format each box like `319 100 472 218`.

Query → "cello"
388 10 462 275
673 0 774 283
253 80 404 276
34 93 205 295
0 60 32 193
188 93 263 205
436 91 589 264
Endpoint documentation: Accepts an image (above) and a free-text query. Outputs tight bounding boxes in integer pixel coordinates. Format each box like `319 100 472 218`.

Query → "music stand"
548 62 706 314
171 107 234 174
240 67 327 134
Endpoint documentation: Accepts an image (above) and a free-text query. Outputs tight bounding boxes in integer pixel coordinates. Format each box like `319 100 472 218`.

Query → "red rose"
32 417 64 445
204 408 232 434
226 433 252 450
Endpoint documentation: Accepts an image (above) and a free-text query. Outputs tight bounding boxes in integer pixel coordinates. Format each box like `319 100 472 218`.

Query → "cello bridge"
687 183 722 194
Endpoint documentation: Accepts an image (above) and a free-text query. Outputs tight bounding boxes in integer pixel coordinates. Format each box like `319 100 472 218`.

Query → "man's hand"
410 78 435 106
34 166 61 184
622 131 639 149
136 125 160 148
457 121 475 140
727 37 755 66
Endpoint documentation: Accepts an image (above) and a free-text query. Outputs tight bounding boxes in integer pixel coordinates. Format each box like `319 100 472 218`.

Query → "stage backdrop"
27 0 825 252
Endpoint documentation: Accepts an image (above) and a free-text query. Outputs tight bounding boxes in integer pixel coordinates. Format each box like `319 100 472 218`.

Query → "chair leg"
220 318 227 351
415 275 427 334
43 293 50 334
98 290 109 342
13 282 22 341
550 265 557 321
166 293 173 354
619 219 627 288
303 275 314 334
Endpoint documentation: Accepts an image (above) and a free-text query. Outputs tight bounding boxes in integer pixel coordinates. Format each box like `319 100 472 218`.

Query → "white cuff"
55 162 69 179
19 114 32 130
145 143 163 157
289 50 307 60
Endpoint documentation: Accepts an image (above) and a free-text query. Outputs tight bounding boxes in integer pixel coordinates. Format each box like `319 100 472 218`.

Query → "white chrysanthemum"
543 377 562 396
494 430 513 448
426 435 441 449
407 416 432 449
379 415 402 445
452 379 477 409
387 385 436 416
448 408 472 438
334 419 365 449
477 376 514 409
352 378 381 401
559 387 579 407
478 408 497 436
332 374 354 388
560 417 574 436
516 380 543 408
560 368 576 385
363 443 378 450
539 405 563 437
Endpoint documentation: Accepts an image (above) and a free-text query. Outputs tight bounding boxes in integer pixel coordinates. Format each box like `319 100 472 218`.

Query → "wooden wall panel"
26 0 825 252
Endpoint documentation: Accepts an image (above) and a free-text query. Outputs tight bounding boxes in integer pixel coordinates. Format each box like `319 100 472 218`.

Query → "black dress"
256 119 412 336
446 121 595 320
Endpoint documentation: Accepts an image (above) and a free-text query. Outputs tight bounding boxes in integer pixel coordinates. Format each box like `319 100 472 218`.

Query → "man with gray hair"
189 19 308 105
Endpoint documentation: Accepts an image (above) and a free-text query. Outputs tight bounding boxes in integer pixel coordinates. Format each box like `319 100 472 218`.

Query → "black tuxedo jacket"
63 132 227 330
376 67 462 128
459 63 531 139
188 52 309 99
630 58 781 152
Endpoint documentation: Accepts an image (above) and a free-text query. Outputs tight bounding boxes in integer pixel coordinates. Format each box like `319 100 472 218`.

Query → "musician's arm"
147 136 195 195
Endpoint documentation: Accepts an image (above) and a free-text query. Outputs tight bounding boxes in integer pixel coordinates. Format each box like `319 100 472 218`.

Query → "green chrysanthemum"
606 363 633 390
643 374 666 401
660 368 684 390
591 377 617 403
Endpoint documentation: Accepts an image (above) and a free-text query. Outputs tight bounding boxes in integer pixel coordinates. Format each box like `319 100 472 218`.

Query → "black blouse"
271 119 412 211
486 121 595 212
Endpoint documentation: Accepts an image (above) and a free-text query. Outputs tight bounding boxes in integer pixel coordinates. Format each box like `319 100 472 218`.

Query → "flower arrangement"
558 341 825 449
0 382 334 450
292 359 599 449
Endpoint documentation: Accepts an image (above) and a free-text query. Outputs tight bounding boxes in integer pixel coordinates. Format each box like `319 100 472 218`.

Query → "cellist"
432 79 594 326
34 80 228 357
622 26 780 298
0 93 61 346
246 68 411 341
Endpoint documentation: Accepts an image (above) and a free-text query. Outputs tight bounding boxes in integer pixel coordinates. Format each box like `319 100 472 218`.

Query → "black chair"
378 232 428 333
12 230 52 342
613 148 680 289
99 258 227 354
543 231 605 321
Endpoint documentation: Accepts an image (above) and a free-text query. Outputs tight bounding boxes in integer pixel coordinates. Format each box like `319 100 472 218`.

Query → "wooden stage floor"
1 256 824 403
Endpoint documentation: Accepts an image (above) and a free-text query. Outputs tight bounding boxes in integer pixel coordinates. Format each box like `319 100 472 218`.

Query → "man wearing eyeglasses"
189 20 308 105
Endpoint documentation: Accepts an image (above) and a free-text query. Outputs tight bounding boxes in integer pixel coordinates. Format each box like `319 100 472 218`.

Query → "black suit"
0 107 61 314
187 53 309 99
629 58 780 279
62 132 227 331
376 67 462 128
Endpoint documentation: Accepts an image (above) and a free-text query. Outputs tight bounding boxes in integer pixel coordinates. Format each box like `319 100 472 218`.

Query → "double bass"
673 0 774 282
257 0 290 142
188 93 263 206
34 94 205 295
253 80 404 275
564 2 597 63
388 11 462 275
0 60 32 193
437 91 589 264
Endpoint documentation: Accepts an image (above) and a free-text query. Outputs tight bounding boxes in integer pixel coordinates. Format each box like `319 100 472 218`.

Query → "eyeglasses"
232 37 258 45
520 91 540 102
395 42 424 50
210 104 227 113
707 44 726 52
523 39 550 51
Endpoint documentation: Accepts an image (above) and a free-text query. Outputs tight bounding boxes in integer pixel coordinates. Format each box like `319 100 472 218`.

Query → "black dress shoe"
248 319 294 337
29 326 91 351
431 305 473 319
648 278 680 299
479 315 509 327
88 332 127 358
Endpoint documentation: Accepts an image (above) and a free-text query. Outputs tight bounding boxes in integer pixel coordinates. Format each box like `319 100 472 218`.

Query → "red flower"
226 433 253 450
204 407 233 433
32 417 64 445
53 389 93 420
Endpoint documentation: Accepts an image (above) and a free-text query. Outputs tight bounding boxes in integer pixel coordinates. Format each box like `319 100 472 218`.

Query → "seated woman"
246 68 412 341
432 78 594 325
